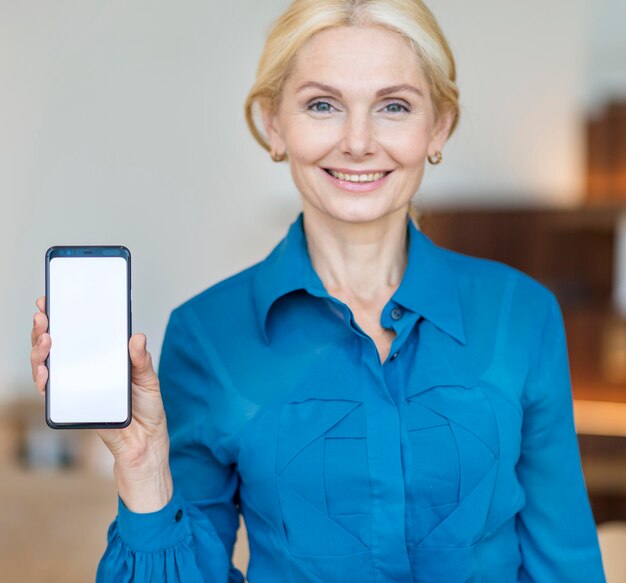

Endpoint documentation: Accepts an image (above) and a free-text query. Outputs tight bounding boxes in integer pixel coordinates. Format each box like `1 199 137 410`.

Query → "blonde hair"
244 0 460 228
244 0 460 227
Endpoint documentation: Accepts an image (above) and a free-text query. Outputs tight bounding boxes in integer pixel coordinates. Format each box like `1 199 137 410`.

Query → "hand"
31 295 173 511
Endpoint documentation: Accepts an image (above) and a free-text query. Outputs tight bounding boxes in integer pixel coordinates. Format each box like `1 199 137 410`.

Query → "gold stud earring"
270 147 286 162
428 151 443 165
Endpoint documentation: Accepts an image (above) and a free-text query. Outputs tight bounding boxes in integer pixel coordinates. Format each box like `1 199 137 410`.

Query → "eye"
306 100 336 113
384 101 410 113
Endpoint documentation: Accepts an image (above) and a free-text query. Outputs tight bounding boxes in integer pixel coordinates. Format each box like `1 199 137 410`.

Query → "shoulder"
436 246 564 407
439 244 555 320
172 261 262 319
161 259 268 352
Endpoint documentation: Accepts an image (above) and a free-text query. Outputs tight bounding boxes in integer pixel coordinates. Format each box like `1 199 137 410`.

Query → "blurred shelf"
0 464 116 583
574 399 626 437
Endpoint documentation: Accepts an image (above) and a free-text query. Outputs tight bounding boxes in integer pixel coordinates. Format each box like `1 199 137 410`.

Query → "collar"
252 211 466 345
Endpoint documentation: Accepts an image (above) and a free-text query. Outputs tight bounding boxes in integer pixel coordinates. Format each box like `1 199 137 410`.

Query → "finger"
31 311 48 347
31 333 50 380
31 335 41 379
31 298 48 347
31 313 38 347
129 333 159 391
34 363 48 394
34 363 42 392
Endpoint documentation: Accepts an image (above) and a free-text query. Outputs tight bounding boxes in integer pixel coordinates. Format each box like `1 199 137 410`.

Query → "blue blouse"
97 211 605 582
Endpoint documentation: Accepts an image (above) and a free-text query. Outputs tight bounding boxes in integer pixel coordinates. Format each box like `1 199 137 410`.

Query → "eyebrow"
296 81 423 98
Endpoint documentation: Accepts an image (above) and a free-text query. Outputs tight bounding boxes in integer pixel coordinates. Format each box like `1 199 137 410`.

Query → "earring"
428 151 443 165
270 147 286 162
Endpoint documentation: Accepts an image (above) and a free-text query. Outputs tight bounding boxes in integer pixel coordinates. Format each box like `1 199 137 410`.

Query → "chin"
318 203 395 225
301 187 406 224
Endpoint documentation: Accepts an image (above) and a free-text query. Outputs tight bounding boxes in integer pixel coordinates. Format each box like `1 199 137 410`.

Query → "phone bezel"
44 245 133 430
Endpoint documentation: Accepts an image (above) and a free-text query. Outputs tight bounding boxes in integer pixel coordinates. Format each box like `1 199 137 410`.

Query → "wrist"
115 460 173 513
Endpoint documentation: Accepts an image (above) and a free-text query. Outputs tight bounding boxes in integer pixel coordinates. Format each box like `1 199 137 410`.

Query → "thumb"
129 333 159 390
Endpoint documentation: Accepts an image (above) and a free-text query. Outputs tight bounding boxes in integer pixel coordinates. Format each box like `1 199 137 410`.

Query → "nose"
339 109 376 158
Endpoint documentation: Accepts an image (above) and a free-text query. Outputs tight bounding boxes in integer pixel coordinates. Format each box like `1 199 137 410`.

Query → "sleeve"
96 307 245 583
515 290 605 582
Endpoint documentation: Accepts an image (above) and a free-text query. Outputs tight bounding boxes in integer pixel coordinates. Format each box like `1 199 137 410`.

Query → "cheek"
285 120 336 162
379 124 431 167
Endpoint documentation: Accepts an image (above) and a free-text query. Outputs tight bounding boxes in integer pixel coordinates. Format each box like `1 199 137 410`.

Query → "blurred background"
1 0 626 580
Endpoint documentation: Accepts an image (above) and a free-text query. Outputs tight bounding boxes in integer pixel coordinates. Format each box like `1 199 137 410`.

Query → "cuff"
117 485 193 552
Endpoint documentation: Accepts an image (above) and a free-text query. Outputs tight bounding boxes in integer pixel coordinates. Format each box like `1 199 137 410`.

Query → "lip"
321 167 393 192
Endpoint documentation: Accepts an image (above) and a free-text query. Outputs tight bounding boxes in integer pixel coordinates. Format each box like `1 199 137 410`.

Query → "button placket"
362 360 413 580
383 307 417 367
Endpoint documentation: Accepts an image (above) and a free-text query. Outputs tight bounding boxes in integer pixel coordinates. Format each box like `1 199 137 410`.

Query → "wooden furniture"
420 203 626 523
587 100 626 203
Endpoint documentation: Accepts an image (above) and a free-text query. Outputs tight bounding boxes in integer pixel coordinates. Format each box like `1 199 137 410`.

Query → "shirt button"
390 351 399 361
175 509 183 522
391 307 403 320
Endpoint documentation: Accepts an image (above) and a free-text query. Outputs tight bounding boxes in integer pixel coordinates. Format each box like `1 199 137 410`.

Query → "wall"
585 0 626 112
1 0 624 399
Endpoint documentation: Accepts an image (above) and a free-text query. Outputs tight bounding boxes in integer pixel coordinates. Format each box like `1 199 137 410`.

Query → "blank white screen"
49 256 129 424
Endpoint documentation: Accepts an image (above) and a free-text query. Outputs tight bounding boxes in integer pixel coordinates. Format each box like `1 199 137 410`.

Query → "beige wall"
1 0 624 398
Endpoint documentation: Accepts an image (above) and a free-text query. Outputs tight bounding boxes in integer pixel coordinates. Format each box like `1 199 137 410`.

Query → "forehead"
288 25 425 88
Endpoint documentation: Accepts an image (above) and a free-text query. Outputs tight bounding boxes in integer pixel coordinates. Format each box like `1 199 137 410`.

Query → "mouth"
320 166 393 192
322 168 393 183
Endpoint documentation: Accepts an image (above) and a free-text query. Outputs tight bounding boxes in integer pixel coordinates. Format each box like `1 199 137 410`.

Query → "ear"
260 100 287 155
427 106 456 156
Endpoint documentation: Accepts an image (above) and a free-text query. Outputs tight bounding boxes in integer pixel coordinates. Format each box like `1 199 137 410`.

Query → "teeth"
328 169 387 182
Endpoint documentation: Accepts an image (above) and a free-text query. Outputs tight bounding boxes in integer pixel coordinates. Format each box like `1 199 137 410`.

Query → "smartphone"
44 246 132 429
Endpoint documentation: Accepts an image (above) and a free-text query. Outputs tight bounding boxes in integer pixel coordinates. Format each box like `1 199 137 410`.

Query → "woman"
31 0 606 581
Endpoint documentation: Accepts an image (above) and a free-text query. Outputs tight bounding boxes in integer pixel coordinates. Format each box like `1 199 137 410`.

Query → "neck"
301 202 410 308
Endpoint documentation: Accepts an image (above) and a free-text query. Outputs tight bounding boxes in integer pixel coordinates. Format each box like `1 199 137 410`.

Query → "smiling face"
262 24 455 226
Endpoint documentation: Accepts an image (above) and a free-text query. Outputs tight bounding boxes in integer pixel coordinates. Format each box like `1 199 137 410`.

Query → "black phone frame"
44 245 132 430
